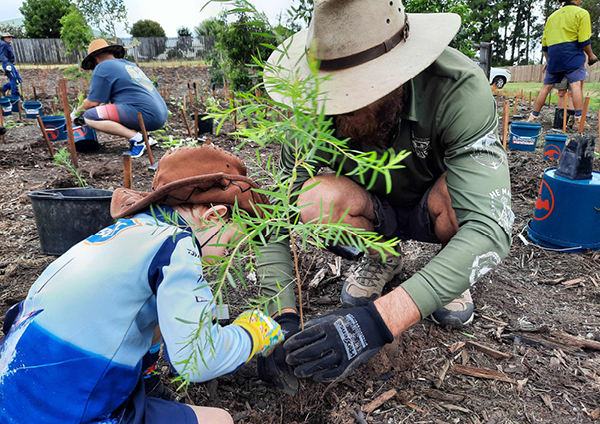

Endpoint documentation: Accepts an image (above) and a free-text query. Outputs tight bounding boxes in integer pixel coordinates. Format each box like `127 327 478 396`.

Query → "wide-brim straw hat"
82 39 126 70
1 33 13 40
111 145 269 220
265 0 461 115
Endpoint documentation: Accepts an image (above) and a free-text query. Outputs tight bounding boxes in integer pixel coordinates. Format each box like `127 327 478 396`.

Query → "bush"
20 0 71 38
131 20 166 38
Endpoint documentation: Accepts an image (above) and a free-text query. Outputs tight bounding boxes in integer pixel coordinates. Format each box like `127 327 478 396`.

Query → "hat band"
315 15 410 71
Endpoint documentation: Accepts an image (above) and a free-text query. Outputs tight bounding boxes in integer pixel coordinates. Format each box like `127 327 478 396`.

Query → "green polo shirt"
257 47 513 318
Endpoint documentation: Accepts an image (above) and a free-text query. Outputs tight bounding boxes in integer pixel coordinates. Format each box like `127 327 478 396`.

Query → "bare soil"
1 67 600 424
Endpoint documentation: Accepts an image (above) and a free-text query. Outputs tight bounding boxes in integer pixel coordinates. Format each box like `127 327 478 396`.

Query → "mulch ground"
1 66 600 424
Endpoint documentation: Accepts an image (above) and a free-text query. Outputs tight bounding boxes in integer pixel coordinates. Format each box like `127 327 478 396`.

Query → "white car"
489 67 511 88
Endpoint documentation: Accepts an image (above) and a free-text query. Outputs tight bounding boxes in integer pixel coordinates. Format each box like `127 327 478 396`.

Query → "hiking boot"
431 289 474 329
145 375 179 402
526 114 538 123
127 140 146 158
340 253 403 308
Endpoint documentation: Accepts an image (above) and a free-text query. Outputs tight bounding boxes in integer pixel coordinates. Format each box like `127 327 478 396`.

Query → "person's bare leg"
556 89 566 109
531 84 554 113
84 117 137 139
188 405 234 424
570 80 584 111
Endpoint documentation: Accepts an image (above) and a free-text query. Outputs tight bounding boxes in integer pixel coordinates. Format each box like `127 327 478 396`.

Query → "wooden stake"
51 100 57 115
194 111 198 140
183 94 186 111
563 91 568 133
502 97 510 150
181 108 193 138
123 152 132 189
36 115 55 157
60 79 78 168
528 91 532 109
578 96 590 134
136 112 155 165
17 101 22 121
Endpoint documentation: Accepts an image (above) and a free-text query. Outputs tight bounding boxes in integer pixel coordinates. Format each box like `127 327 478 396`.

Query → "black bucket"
27 188 114 255
191 113 214 136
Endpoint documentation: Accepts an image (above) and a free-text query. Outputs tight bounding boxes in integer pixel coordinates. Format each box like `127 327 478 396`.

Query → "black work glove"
284 302 393 382
257 312 300 395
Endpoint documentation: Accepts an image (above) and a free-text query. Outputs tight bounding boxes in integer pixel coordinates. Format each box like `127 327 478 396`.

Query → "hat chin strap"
314 15 410 71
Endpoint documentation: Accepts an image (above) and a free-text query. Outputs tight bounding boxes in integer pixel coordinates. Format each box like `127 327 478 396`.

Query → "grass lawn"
502 81 600 112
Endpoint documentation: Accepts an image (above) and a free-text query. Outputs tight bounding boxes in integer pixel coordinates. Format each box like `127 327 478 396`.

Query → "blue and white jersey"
0 207 252 424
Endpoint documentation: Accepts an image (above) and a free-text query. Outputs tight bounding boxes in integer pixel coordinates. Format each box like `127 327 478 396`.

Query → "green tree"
60 5 94 67
0 24 26 38
581 0 599 56
130 20 166 38
76 0 129 42
177 26 192 37
19 0 71 38
194 16 226 37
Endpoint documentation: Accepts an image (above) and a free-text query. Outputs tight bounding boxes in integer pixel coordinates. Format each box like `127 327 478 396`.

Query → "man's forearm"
81 99 100 111
374 286 421 336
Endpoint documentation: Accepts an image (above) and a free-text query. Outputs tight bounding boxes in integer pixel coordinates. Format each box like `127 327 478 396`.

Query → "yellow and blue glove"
233 310 284 360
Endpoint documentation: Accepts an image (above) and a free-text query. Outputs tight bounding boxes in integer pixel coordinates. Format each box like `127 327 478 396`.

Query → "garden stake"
183 94 186 111
529 91 532 109
33 86 37 101
17 101 22 121
60 79 79 168
123 152 132 189
51 100 57 115
578 96 590 134
502 97 509 150
136 112 155 165
181 108 193 138
563 91 568 133
193 82 197 102
36 116 55 157
0 113 5 143
194 111 199 140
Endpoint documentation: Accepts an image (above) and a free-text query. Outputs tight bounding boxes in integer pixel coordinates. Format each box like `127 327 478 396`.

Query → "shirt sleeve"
401 69 513 317
88 65 113 104
578 10 592 47
153 232 253 382
0 44 8 63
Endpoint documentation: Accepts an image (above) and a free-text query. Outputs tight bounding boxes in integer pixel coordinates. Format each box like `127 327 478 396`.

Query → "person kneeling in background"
71 39 169 159
0 145 282 424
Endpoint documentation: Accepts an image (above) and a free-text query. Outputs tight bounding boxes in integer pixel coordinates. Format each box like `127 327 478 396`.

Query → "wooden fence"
507 63 600 83
11 36 215 65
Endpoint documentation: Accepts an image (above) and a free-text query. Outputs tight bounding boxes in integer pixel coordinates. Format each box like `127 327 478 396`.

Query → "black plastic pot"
191 113 214 136
27 188 114 255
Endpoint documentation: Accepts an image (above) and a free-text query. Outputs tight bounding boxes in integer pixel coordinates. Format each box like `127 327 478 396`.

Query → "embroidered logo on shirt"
489 188 514 236
465 132 506 170
469 251 502 286
411 131 431 159
84 219 142 245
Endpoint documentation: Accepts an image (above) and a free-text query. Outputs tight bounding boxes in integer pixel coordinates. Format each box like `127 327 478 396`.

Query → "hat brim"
110 173 268 220
266 13 461 115
82 45 126 70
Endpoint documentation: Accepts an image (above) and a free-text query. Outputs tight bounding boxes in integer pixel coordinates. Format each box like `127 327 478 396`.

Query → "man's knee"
428 173 458 244
297 174 374 224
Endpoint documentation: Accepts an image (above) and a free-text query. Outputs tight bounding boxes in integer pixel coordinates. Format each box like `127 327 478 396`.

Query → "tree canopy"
76 0 129 42
60 5 94 55
19 0 71 38
130 20 166 38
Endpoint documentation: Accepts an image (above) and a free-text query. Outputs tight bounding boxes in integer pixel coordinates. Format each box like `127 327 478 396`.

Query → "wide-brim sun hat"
265 0 461 115
1 33 13 40
111 145 269 220
82 39 126 70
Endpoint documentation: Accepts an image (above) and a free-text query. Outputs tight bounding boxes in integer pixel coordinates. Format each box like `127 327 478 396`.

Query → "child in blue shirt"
0 145 282 424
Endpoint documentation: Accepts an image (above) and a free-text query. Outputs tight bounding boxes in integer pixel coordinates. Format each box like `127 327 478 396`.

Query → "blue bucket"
0 98 11 116
23 101 42 119
509 122 541 151
7 95 20 112
73 124 100 152
527 168 600 251
41 115 67 142
543 133 568 161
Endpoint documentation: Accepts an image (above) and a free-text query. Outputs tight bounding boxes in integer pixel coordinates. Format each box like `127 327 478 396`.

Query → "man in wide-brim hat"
0 32 23 98
73 39 168 158
256 0 513 388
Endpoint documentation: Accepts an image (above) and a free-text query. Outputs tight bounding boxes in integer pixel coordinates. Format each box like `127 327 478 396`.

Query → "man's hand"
257 313 300 395
70 109 85 125
589 54 598 66
284 302 393 382
233 310 284 359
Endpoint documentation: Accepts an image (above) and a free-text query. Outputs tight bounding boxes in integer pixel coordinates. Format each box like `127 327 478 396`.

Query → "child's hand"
233 310 284 360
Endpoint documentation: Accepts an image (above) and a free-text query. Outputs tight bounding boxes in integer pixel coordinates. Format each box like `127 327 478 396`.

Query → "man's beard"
335 85 404 146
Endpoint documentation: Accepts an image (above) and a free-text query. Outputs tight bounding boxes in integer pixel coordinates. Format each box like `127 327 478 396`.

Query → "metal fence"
11 36 215 65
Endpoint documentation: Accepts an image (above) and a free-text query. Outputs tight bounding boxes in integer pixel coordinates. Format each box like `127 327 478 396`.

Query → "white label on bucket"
469 251 501 286
465 131 506 171
512 136 535 146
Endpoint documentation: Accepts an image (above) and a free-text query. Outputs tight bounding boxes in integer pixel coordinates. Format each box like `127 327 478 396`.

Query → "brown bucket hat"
111 145 269 220
82 39 126 70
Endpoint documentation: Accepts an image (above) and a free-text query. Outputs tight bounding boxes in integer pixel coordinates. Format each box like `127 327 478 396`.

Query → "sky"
1 0 296 37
